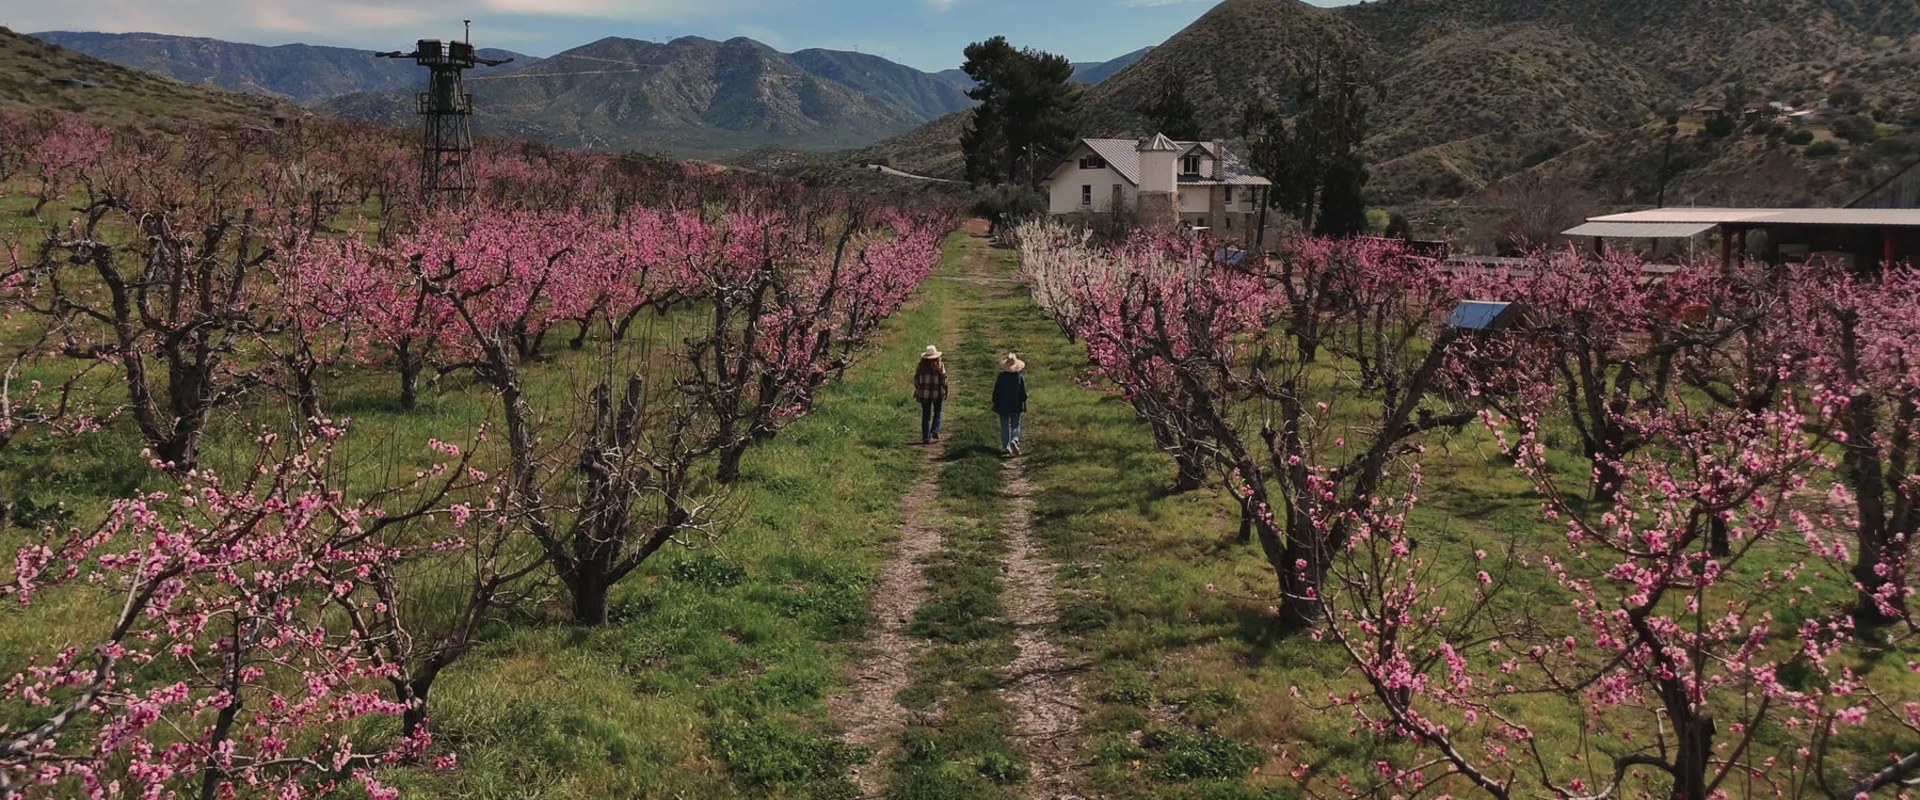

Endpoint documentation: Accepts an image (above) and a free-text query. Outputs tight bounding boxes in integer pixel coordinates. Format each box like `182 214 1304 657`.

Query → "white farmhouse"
1041 133 1271 234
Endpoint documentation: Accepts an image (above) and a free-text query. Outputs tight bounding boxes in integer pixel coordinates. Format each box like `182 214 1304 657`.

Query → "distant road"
864 164 959 184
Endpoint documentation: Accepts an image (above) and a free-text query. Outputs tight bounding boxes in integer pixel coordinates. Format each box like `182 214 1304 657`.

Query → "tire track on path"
1000 448 1087 798
829 444 946 798
829 254 961 797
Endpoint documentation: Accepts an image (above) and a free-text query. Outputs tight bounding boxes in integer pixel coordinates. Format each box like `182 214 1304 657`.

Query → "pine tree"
1241 42 1375 239
960 36 1081 188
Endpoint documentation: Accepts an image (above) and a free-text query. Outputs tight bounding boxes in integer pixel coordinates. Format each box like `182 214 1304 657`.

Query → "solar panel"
1447 301 1515 331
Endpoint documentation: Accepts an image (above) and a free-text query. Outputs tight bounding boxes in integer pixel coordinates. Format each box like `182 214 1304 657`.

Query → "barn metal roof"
1562 221 1718 238
1582 208 1920 227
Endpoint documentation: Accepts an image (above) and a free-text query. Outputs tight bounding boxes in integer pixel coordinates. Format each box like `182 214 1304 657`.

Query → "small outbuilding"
1565 208 1920 272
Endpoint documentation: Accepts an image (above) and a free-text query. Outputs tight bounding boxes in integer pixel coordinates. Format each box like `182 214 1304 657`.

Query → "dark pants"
920 400 943 442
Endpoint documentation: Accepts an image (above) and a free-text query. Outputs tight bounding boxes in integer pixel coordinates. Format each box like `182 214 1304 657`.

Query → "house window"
1224 186 1234 204
1182 155 1202 174
1081 185 1092 206
1078 155 1107 170
1226 216 1233 230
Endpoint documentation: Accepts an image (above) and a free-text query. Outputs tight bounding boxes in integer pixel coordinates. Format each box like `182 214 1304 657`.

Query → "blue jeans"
920 400 943 441
999 413 1023 450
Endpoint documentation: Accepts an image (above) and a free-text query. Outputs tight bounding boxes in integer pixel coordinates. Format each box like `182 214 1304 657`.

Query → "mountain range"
31 30 1147 158
25 0 1920 208
31 31 534 103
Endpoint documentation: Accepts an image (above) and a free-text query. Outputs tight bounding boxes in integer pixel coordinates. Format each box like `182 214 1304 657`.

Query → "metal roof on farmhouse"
1137 133 1183 152
1579 208 1920 228
1070 138 1271 187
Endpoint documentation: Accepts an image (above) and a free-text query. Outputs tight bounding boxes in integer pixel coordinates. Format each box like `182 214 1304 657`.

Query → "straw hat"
1000 352 1025 372
921 345 943 359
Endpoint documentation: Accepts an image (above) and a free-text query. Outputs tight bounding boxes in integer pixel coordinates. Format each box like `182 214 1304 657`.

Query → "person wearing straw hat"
913 345 949 444
991 353 1028 457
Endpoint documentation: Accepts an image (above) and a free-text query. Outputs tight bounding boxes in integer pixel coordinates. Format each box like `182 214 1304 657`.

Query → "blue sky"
11 0 1358 72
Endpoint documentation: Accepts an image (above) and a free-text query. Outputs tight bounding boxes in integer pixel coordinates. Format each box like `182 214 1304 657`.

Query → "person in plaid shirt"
914 345 948 444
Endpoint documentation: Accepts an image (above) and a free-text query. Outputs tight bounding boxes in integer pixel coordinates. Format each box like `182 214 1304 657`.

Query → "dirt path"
832 229 1086 798
998 460 1087 799
829 444 946 797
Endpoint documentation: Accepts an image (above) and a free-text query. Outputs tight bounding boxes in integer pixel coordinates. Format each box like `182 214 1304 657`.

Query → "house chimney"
1212 140 1225 180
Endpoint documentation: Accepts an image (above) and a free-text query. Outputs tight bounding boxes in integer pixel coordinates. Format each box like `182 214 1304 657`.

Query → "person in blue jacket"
991 353 1028 457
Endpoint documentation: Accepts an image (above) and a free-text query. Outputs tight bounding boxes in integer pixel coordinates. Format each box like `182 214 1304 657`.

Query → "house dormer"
1180 144 1221 179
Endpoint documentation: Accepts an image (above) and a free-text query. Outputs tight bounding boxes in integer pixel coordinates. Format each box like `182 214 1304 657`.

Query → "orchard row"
1018 221 1920 800
0 112 951 799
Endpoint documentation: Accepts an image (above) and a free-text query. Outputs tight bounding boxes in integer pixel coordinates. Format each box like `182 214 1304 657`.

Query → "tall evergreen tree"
1242 43 1375 239
1140 78 1203 141
960 36 1081 188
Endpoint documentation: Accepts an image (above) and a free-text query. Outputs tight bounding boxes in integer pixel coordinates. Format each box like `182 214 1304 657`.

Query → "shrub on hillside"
1807 140 1843 157
1834 113 1879 143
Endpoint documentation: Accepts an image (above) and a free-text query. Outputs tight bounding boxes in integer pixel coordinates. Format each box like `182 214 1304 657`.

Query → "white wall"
1046 164 1134 215
1139 150 1177 194
1179 186 1212 215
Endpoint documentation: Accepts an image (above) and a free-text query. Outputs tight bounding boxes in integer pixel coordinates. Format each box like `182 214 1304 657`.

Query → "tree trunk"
1708 516 1731 558
1172 450 1207 493
1589 448 1625 506
284 352 322 424
400 678 434 744
569 575 611 627
1853 542 1908 626
1235 497 1255 545
156 434 201 474
1668 711 1714 800
398 350 422 411
1277 534 1329 631
717 441 747 485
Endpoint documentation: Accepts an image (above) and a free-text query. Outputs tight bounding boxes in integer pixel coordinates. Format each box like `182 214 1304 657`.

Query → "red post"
1720 226 1732 272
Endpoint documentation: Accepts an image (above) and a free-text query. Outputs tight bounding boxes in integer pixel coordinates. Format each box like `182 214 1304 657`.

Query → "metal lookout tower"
377 22 511 204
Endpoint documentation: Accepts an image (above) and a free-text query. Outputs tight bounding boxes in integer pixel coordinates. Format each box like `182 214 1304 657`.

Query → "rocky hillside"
0 27 292 129
31 31 533 104
868 0 1920 207
933 47 1154 90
